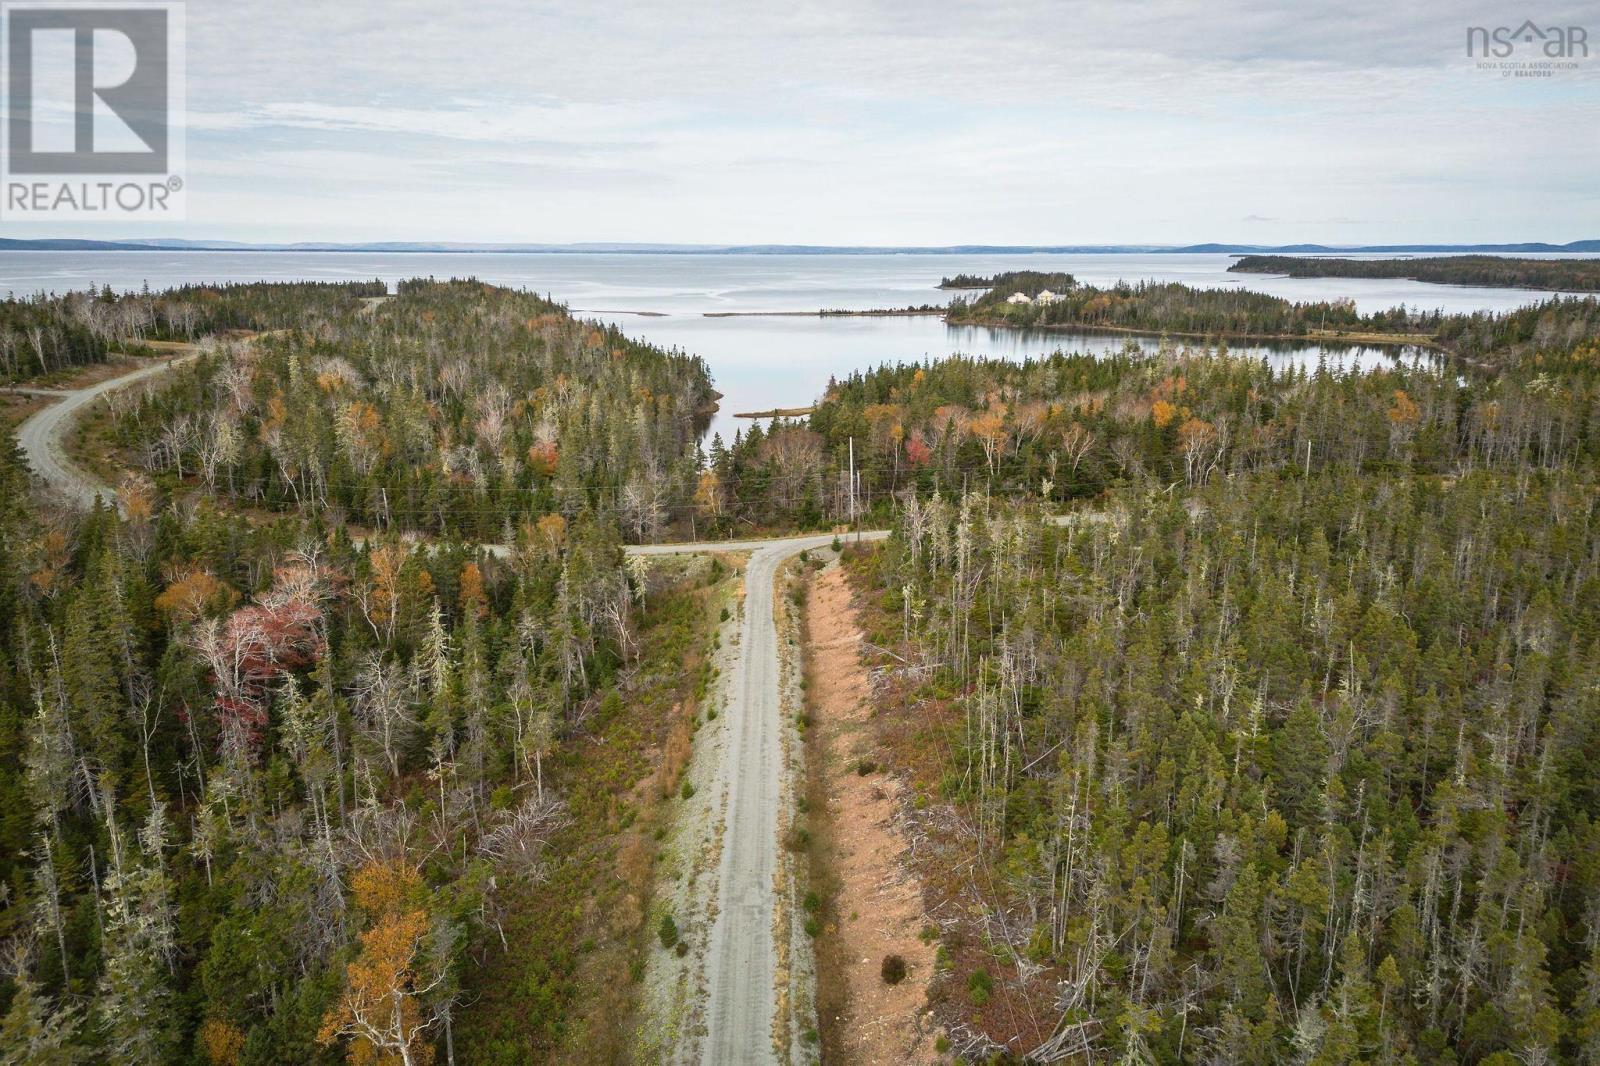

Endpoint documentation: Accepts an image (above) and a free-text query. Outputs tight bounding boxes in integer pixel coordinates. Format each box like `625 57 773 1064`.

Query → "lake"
0 250 1576 442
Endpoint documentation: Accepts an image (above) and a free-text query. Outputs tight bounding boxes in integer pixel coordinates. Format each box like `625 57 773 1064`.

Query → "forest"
817 282 1600 1062
1230 255 1600 293
944 272 1600 370
104 279 715 541
4 270 1600 1063
848 467 1600 1062
0 280 727 1064
664 293 1600 534
945 276 1436 339
0 281 392 383
939 273 1078 294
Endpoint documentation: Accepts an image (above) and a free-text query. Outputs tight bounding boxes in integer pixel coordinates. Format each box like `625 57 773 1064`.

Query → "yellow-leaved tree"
318 861 440 1066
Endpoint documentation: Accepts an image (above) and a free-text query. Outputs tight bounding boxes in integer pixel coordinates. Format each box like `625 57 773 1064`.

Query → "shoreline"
703 307 945 319
733 406 814 419
1227 266 1595 296
575 307 946 319
946 314 1445 350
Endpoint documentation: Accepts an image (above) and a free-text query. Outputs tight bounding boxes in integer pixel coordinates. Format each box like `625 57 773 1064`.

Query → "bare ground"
805 562 940 1065
638 561 745 1062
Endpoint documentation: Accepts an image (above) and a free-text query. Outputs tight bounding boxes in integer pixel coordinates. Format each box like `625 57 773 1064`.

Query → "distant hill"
3 237 1598 255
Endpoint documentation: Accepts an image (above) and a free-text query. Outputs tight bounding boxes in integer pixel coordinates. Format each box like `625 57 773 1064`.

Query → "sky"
5 0 1600 245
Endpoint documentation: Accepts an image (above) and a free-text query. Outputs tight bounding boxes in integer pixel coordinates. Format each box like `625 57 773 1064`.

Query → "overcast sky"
10 0 1600 245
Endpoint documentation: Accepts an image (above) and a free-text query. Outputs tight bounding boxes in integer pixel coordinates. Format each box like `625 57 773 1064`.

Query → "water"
0 250 1579 441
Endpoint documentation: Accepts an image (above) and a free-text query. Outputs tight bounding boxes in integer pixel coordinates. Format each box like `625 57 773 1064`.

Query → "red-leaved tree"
191 562 326 764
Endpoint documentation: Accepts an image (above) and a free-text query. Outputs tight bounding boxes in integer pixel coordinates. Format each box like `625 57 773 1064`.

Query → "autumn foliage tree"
319 861 439 1066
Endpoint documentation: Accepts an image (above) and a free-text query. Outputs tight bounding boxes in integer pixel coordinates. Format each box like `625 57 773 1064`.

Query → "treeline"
0 294 110 382
938 274 996 289
110 279 717 541
703 288 1600 533
1435 296 1600 365
0 435 718 1063
793 339 1600 519
937 271 1075 293
137 280 388 339
854 465 1600 1061
0 282 387 382
945 271 1600 370
947 277 1433 338
1231 254 1600 292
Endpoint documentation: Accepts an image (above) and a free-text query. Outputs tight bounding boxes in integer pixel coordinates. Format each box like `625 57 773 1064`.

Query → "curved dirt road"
12 356 190 508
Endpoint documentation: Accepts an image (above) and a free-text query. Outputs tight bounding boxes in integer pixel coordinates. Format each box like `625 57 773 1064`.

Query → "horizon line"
2 237 1599 256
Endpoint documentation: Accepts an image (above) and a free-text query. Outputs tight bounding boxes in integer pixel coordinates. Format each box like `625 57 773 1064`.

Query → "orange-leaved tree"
318 860 440 1066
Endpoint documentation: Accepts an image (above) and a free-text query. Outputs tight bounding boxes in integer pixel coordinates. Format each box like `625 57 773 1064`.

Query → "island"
1228 253 1600 292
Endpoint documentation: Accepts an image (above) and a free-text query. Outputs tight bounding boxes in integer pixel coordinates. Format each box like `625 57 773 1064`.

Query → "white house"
1035 289 1064 305
1006 292 1034 305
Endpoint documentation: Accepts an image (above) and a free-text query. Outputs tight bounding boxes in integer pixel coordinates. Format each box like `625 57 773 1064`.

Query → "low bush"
881 955 907 985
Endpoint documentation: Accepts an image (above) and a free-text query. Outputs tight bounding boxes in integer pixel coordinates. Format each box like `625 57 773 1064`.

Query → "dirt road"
639 532 884 1063
10 356 190 508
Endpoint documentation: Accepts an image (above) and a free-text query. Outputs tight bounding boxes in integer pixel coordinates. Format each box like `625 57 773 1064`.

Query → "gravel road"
698 532 882 1063
11 357 188 508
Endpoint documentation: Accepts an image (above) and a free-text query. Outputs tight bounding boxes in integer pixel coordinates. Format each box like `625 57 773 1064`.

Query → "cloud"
13 0 1595 243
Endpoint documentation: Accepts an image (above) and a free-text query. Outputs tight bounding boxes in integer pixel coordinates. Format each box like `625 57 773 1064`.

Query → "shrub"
832 536 842 552
675 940 689 957
803 891 821 914
680 779 696 800
658 914 679 949
804 916 821 937
856 758 877 776
881 954 907 985
967 968 993 1007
